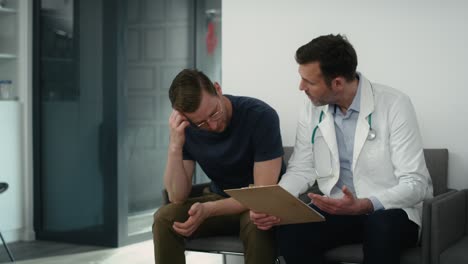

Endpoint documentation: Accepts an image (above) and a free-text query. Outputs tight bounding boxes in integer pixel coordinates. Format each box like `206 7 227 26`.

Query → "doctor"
250 34 433 264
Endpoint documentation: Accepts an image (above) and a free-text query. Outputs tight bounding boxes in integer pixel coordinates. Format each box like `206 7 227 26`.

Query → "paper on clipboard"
225 185 325 225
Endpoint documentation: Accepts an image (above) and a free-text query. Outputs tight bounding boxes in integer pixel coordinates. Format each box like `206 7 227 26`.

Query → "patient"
152 68 285 264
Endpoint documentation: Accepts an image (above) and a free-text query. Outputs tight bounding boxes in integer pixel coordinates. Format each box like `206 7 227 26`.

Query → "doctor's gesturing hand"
308 186 374 215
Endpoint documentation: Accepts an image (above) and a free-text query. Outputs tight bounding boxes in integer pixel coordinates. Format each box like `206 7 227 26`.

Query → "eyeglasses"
193 100 224 129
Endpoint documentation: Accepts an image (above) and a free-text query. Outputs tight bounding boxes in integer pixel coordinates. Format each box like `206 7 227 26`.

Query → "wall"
19 0 34 242
223 0 468 189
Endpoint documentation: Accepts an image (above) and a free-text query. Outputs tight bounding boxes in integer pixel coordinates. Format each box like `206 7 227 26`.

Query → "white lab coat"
280 74 433 228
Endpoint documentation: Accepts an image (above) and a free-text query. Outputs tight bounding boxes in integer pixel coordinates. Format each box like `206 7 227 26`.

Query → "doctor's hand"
173 202 210 237
308 186 374 215
168 110 190 151
250 210 281 230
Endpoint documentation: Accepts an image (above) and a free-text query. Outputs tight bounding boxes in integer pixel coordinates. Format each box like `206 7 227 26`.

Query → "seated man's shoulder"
230 95 278 116
374 84 412 104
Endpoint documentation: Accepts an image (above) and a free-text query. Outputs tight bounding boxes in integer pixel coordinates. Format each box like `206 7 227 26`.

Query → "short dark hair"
169 69 217 113
295 34 358 85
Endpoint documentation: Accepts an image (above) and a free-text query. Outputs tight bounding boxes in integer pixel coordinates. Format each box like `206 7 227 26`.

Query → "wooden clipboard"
225 185 325 225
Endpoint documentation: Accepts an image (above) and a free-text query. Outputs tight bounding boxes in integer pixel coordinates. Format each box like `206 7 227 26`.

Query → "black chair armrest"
430 189 467 264
162 182 212 205
189 182 211 197
419 189 457 263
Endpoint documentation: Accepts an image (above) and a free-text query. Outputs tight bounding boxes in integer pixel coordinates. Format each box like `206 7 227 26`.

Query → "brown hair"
168 69 217 113
295 34 357 85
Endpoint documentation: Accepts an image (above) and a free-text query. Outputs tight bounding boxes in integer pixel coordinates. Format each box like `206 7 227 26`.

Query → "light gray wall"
222 0 468 189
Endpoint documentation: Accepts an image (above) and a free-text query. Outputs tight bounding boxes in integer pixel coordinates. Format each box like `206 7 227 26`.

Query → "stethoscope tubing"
311 110 375 145
311 107 376 178
311 80 377 177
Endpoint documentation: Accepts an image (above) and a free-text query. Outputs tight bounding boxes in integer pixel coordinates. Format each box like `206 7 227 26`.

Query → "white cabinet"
0 0 33 243
0 101 22 241
0 0 18 100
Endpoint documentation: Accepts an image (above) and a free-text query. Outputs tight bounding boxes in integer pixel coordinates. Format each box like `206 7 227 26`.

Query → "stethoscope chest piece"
367 128 376 141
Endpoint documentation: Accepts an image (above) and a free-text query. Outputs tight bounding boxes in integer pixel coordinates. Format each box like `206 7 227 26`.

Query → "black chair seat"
324 244 363 263
323 242 422 264
440 231 468 264
185 236 244 254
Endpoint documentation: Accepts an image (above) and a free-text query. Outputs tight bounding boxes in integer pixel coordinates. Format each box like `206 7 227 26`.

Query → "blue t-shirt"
183 95 285 196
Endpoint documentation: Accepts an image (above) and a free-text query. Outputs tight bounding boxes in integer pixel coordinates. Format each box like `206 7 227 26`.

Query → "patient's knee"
153 203 187 228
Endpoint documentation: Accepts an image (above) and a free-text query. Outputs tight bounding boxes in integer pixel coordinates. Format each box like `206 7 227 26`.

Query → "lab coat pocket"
358 135 386 179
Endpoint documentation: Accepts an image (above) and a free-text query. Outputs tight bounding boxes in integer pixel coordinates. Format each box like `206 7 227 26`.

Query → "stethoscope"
311 107 376 177
311 109 376 145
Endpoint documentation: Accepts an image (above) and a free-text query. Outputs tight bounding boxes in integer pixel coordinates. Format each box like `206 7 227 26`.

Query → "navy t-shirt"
182 95 286 196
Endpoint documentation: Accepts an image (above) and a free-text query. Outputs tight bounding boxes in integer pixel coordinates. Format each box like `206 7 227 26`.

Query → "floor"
0 239 244 264
127 211 154 236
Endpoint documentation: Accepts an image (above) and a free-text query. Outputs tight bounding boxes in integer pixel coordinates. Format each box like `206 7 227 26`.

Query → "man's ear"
214 82 223 95
331 77 345 92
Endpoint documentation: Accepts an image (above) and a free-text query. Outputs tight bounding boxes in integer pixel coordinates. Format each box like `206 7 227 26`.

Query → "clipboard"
225 185 325 225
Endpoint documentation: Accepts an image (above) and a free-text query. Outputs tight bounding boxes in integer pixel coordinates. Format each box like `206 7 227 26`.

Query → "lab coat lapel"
353 76 375 171
318 107 339 173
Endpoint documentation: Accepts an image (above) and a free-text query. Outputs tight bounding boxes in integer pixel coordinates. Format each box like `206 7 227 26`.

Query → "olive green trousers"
153 191 276 264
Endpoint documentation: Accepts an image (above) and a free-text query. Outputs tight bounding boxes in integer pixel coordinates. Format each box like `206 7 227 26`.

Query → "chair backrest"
0 182 8 194
163 147 447 201
423 149 449 196
464 189 468 234
283 146 293 167
463 190 468 235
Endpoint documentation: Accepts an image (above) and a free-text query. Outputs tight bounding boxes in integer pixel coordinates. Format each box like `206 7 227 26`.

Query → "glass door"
34 0 221 246
193 0 222 184
122 0 195 239
123 0 222 239
34 0 119 246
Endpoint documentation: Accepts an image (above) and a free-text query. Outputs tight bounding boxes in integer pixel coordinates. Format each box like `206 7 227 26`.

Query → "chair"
322 149 453 264
161 147 294 264
429 188 468 264
161 182 243 263
161 148 451 264
0 182 15 262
